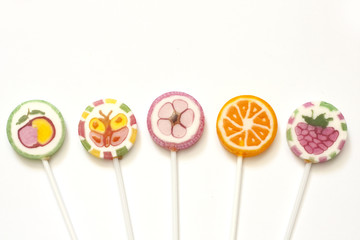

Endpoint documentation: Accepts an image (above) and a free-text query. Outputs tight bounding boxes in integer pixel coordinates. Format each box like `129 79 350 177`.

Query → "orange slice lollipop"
217 95 278 157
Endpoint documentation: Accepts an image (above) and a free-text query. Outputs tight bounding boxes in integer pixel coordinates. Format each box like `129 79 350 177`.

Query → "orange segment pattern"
223 118 243 136
217 95 277 157
226 106 243 126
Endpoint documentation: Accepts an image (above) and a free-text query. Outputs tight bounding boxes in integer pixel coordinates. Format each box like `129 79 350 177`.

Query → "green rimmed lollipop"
7 100 77 240
7 100 66 160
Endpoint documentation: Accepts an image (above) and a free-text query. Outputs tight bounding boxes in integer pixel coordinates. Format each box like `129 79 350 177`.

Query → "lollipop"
7 100 77 240
216 95 277 240
78 99 137 240
147 91 205 240
284 101 347 239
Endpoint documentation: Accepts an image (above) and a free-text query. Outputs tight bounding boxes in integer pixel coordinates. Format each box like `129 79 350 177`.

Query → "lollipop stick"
113 158 134 240
42 159 78 240
230 156 243 240
284 162 312 240
171 150 179 240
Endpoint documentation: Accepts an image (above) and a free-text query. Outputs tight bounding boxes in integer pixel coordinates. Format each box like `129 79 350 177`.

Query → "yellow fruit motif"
110 113 127 130
89 118 106 133
32 118 54 145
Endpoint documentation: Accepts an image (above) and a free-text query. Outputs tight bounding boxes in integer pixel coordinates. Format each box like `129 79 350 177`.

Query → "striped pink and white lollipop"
285 101 347 239
147 91 205 240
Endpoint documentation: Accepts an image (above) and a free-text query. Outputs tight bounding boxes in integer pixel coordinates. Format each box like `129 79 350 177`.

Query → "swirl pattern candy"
286 101 347 163
217 95 277 157
7 100 66 160
78 99 137 159
147 91 205 151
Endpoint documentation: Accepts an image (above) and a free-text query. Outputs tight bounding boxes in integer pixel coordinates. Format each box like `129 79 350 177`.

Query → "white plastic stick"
113 158 134 240
42 159 78 240
284 162 312 240
171 150 179 240
230 156 243 240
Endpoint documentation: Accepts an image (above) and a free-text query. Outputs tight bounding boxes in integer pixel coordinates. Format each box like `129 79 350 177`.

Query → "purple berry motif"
295 110 339 155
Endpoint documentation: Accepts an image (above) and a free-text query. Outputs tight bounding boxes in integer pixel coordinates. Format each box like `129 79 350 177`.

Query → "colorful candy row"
5 92 348 240
6 92 347 163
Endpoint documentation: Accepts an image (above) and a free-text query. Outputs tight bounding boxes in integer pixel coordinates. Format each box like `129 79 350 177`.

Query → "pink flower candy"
147 91 205 151
157 100 195 138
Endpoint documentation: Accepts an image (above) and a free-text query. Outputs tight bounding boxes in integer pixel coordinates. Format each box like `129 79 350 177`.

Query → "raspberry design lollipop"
216 95 278 240
284 101 347 240
78 99 138 240
147 92 205 240
286 101 347 163
7 100 77 240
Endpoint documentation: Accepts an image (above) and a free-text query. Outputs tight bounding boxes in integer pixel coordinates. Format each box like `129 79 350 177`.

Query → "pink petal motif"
147 91 205 151
158 102 174 118
158 119 172 136
172 124 187 138
173 99 188 113
180 109 194 128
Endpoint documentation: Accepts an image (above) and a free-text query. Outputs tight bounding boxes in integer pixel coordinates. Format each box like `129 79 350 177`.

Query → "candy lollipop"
6 100 77 240
147 91 205 240
78 99 137 240
284 101 347 239
216 95 277 240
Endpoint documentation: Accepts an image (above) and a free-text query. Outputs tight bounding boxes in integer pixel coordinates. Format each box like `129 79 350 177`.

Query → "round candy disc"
78 99 137 159
147 91 205 151
216 95 278 157
286 101 347 163
7 100 66 160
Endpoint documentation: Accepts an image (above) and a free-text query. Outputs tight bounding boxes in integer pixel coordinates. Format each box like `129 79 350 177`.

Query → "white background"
0 0 359 239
